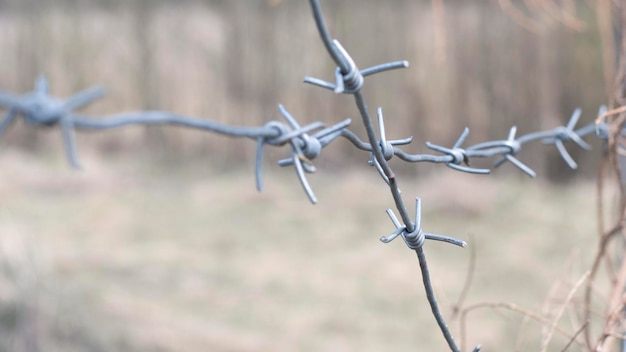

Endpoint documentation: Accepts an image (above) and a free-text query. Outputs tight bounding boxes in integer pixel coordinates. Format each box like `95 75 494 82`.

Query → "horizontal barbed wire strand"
0 77 610 184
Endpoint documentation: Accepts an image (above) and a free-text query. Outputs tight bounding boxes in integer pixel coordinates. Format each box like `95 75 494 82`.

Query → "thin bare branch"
541 271 590 352
461 302 587 351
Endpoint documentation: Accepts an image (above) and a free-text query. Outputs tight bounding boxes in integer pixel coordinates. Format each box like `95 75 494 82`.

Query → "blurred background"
0 0 610 179
0 0 615 351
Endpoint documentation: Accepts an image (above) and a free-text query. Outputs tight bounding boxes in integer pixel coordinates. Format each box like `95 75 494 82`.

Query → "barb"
538 108 592 169
0 76 105 169
469 126 536 177
305 1 408 95
367 107 413 184
426 127 490 174
380 198 467 249
577 105 610 139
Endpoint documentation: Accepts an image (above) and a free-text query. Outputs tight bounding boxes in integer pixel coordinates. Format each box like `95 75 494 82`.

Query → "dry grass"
0 151 598 351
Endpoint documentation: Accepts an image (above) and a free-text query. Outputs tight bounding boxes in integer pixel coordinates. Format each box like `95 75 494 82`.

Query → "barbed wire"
0 2 615 351
0 78 609 203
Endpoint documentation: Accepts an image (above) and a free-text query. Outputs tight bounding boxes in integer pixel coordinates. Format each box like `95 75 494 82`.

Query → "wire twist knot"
367 108 413 184
299 134 322 160
304 33 408 94
379 198 467 250
466 126 537 178
380 140 394 161
256 105 352 204
263 121 292 146
425 127 490 174
402 224 426 250
540 108 591 169
501 133 522 155
332 41 364 94
0 76 105 169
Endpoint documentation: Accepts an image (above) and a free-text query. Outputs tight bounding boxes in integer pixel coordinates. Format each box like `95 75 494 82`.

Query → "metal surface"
0 2 615 351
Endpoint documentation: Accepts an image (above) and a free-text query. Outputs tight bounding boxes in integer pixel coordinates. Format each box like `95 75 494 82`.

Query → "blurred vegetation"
0 0 607 180
0 153 600 351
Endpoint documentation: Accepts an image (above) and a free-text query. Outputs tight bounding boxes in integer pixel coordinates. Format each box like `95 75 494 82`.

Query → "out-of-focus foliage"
0 0 606 180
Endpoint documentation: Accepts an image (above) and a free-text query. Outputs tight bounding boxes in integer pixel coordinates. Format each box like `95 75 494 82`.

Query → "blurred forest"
0 0 608 180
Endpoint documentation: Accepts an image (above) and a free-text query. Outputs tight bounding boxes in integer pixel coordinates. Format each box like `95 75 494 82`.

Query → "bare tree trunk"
539 27 569 181
16 0 44 152
132 0 164 151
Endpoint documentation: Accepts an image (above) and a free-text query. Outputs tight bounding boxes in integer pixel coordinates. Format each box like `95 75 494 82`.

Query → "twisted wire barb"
0 76 105 169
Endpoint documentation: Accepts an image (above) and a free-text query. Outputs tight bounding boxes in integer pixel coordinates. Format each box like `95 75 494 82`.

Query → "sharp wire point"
454 127 470 149
255 138 265 192
415 197 422 230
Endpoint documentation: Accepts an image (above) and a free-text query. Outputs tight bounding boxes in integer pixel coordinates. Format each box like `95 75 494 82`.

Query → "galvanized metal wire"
0 2 615 351
0 77 609 203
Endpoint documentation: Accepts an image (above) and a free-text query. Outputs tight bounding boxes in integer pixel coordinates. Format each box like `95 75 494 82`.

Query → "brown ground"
0 150 600 351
